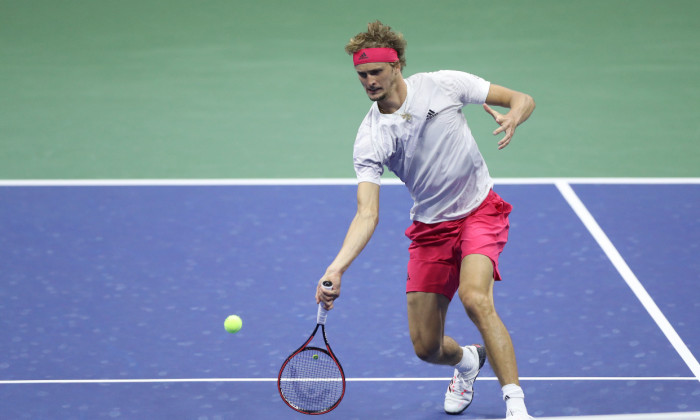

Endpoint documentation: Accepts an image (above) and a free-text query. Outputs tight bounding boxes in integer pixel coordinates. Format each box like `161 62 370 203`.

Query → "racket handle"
317 281 333 325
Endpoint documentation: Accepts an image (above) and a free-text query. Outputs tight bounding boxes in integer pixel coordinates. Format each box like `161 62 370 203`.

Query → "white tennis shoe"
443 344 486 414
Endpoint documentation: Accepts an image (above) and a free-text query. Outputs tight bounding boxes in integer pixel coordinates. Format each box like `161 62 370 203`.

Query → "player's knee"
411 337 441 362
459 288 494 322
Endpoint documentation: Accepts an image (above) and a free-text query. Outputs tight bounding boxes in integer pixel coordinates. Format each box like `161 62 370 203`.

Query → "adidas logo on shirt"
426 109 438 120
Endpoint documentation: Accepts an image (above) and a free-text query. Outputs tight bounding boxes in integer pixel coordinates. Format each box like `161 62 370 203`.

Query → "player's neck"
377 78 407 114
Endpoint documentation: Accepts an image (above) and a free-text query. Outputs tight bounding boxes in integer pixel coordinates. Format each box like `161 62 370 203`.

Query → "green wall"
1 0 698 179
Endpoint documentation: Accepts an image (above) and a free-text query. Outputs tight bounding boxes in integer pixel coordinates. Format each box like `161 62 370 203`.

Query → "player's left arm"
483 84 535 150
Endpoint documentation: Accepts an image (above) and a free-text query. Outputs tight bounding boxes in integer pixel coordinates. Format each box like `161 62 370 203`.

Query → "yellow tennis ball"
224 315 242 334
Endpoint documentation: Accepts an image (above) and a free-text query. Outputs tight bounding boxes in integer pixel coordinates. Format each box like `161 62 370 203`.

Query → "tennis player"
316 21 536 419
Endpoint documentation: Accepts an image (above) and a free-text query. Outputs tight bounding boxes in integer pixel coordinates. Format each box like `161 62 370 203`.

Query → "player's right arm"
316 181 380 310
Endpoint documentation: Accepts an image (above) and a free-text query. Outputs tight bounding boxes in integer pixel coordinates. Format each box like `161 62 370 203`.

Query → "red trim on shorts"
404 190 513 300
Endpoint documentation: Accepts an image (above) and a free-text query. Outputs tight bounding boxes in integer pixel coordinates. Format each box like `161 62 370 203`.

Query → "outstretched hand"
483 103 517 150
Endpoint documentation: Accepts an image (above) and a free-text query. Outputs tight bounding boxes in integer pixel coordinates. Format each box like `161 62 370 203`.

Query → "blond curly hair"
345 21 407 69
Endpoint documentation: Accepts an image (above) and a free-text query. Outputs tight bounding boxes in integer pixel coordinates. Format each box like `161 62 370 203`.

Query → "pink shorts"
404 189 512 300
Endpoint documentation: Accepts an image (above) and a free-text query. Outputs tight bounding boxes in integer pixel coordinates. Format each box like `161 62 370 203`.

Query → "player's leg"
458 254 519 385
458 253 530 418
406 291 460 365
406 291 486 415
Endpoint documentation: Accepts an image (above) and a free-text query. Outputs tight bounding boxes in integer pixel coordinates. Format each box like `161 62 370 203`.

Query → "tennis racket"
277 280 346 415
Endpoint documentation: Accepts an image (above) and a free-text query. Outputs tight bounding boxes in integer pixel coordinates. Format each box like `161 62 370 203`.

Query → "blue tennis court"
0 180 698 419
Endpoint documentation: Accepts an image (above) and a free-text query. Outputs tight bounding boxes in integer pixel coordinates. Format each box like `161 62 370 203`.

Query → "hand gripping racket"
278 280 346 414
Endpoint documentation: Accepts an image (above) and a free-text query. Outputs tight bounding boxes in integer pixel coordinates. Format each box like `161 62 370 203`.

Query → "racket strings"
279 348 344 413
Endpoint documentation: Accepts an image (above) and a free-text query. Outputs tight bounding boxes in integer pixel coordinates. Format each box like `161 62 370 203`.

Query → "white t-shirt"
353 70 493 223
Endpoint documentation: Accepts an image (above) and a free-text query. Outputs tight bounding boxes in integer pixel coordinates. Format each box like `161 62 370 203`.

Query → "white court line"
0 177 699 187
0 376 697 385
556 181 700 382
537 413 700 420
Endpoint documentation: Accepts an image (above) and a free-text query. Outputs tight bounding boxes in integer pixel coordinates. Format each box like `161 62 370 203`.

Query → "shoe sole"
445 344 486 415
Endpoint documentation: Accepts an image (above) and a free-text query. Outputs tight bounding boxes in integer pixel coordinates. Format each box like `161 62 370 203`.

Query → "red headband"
353 48 399 66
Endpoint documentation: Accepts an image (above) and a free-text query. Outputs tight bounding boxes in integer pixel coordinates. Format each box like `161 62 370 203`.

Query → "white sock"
502 384 528 415
454 346 476 374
